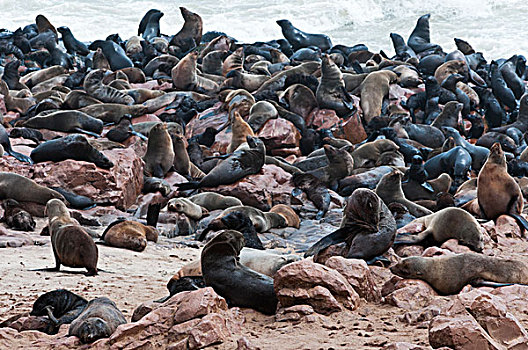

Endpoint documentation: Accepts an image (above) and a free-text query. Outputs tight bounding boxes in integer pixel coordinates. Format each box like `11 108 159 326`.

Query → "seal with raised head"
177 136 265 191
227 111 255 153
316 54 355 117
57 26 89 55
477 143 528 229
68 297 126 343
201 230 278 315
83 69 135 105
46 199 98 276
394 207 484 251
142 11 163 41
2 199 36 231
30 289 88 335
276 19 332 51
100 219 158 252
358 70 399 123
171 51 218 93
143 123 175 178
31 134 113 169
169 7 203 51
391 253 528 295
305 188 396 265
407 14 441 54
292 173 330 220
216 211 265 250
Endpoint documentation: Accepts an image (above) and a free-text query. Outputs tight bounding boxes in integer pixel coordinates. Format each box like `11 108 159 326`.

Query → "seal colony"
0 8 528 348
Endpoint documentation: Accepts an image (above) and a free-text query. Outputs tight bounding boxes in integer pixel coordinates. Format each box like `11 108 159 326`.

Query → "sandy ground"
0 217 436 350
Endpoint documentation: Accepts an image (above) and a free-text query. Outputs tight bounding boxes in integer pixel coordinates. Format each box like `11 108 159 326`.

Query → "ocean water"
1 0 527 60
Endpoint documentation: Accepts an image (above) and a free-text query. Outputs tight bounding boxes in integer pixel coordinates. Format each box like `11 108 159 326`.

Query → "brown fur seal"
292 173 331 220
351 139 399 168
391 253 528 295
167 198 206 220
143 123 175 178
223 69 269 92
227 111 255 153
305 188 396 264
188 192 243 211
2 199 36 231
20 65 67 88
204 205 287 235
45 199 98 275
477 143 527 228
434 60 468 84
93 48 111 70
0 80 35 114
222 47 244 76
270 204 300 229
125 88 164 104
279 84 317 120
170 133 192 177
202 50 227 75
316 54 355 117
23 110 103 137
394 207 484 251
63 91 102 109
358 70 399 123
307 144 355 187
83 69 134 105
431 101 462 130
100 220 158 252
79 103 147 124
172 51 218 93
177 136 265 190
0 173 64 204
376 170 433 217
201 230 278 315
247 101 278 132
36 15 57 35
169 7 203 51
68 297 126 343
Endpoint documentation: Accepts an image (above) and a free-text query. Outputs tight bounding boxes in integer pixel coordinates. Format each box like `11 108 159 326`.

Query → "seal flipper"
176 181 200 191
470 280 514 289
510 213 528 233
304 227 350 258
393 229 431 245
146 203 161 228
366 256 391 267
421 182 435 193
8 150 33 164
100 218 127 240
72 127 100 138
130 130 148 141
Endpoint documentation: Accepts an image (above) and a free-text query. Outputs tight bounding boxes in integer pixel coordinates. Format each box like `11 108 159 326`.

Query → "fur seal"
171 51 218 93
442 126 489 172
143 123 175 178
407 14 441 54
307 144 355 188
100 220 158 252
168 198 206 220
201 230 278 315
142 11 163 41
390 33 416 61
169 7 203 51
68 297 126 343
31 134 113 169
358 70 399 123
0 173 64 205
395 207 484 251
351 139 399 169
490 60 517 111
305 188 396 264
0 80 35 114
279 84 316 120
270 204 300 229
87 40 133 71
276 19 331 51
316 54 355 117
30 289 88 335
106 116 147 143
57 26 89 55
477 143 527 227
45 199 98 275
227 111 255 153
79 103 147 124
83 70 134 105
23 110 103 137
177 136 265 190
50 188 95 210
247 101 278 132
376 170 433 217
391 253 528 295
188 192 243 211
215 211 264 250
0 124 33 163
1 199 36 231
292 173 331 219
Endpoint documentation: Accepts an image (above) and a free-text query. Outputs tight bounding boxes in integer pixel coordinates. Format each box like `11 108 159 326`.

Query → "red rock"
5 316 51 332
394 245 425 257
495 215 522 238
187 313 231 349
490 285 528 315
384 342 429 350
422 247 453 257
400 303 445 326
324 256 381 303
275 305 315 322
0 147 143 210
132 114 161 123
305 108 341 129
440 239 473 254
333 113 367 144
270 147 302 157
185 102 227 138
257 118 301 150
204 164 294 211
397 222 426 235
385 279 438 310
429 315 502 350
274 259 360 315
237 336 261 350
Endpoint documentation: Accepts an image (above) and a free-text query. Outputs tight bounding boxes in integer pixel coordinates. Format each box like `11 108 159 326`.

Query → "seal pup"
291 173 330 219
177 136 265 190
477 143 528 229
316 54 355 117
106 116 147 143
376 170 433 217
143 123 175 178
247 101 278 132
391 253 528 295
276 19 332 51
31 134 114 169
30 289 88 335
227 111 255 153
45 199 98 276
83 69 135 105
68 297 126 343
100 220 158 252
1 199 36 231
201 230 278 315
394 207 484 252
305 188 396 264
